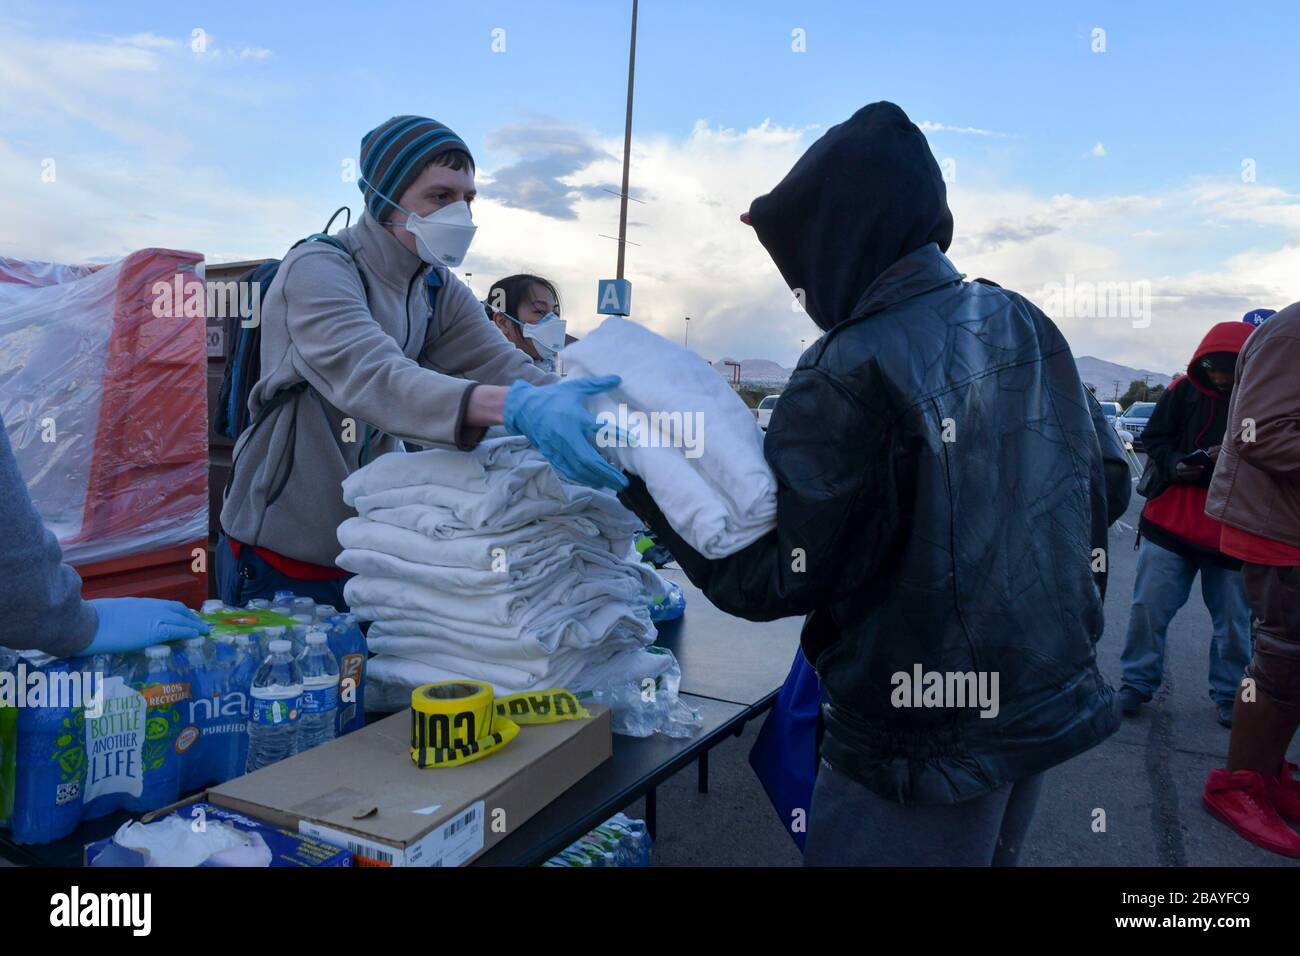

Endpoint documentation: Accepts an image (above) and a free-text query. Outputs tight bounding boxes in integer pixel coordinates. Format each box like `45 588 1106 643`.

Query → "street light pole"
615 0 638 281
684 316 690 348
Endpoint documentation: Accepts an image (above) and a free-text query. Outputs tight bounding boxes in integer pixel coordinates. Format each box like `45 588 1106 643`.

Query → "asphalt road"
636 469 1298 867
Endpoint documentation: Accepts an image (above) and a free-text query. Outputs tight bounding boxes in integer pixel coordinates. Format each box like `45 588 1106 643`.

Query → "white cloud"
113 33 178 50
0 29 1295 376
1090 142 1107 157
919 121 1013 138
464 119 822 365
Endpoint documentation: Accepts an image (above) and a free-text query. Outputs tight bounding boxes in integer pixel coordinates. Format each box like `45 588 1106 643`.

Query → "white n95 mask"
502 310 566 358
362 174 478 268
519 312 567 357
403 200 477 268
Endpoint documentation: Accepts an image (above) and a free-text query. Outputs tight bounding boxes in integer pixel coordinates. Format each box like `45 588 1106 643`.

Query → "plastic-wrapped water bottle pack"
542 813 652 867
0 591 368 845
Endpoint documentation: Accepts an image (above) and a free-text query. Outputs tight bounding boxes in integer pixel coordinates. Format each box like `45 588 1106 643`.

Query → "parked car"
1099 401 1121 427
756 394 780 430
1117 401 1157 450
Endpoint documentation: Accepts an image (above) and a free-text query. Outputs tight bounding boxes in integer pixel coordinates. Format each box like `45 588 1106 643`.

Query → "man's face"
388 161 477 256
1206 368 1234 392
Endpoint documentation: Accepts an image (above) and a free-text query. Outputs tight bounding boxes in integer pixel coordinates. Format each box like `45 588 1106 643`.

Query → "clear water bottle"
246 640 303 772
200 599 227 615
289 614 315 654
258 625 286 660
229 634 259 774
291 596 317 620
246 598 271 610
174 635 208 674
270 591 295 618
296 631 339 753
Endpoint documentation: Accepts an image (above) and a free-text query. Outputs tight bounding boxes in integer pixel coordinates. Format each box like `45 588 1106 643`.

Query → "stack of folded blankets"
337 434 675 708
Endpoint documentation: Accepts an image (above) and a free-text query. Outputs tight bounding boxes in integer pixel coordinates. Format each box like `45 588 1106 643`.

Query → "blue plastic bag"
747 648 821 851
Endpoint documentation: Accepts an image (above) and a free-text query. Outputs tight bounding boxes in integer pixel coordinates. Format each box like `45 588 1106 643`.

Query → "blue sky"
2 0 1297 371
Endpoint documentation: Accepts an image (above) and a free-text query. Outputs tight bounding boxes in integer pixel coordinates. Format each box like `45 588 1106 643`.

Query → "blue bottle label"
250 694 301 727
301 681 339 716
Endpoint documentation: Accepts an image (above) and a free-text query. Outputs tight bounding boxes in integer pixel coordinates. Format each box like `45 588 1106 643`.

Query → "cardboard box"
208 705 611 866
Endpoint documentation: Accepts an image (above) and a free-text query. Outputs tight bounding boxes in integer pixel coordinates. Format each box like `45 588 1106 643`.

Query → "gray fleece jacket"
220 211 554 567
0 420 98 656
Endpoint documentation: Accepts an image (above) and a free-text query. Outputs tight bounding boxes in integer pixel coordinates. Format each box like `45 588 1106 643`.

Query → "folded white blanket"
338 536 663 599
339 516 575 572
560 316 777 558
364 599 654 658
345 571 656 652
342 436 637 539
366 643 674 697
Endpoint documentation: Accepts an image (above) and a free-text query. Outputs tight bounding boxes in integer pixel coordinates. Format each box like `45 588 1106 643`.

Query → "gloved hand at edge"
84 598 209 654
503 376 628 492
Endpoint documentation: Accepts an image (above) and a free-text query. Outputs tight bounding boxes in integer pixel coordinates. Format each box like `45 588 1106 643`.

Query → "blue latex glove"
503 376 629 491
85 598 209 654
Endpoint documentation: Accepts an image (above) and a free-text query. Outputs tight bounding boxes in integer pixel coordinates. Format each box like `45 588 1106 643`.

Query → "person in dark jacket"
618 102 1122 866
1118 321 1254 727
0 420 208 657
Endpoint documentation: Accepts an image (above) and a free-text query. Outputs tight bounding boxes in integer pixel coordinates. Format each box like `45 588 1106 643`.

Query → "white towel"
342 435 637 539
339 516 578 573
345 572 656 652
560 316 777 558
366 644 674 698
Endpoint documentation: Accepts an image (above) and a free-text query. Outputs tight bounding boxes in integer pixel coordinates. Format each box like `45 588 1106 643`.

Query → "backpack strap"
222 231 365 513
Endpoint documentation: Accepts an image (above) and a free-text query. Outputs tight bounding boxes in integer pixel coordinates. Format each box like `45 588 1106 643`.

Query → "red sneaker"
1203 768 1300 858
1269 762 1300 823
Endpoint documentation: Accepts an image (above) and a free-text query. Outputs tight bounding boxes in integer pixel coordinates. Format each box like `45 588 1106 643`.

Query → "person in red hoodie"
1118 320 1255 727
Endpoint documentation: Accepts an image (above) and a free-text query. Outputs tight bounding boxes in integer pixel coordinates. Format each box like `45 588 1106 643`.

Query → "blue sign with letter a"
597 279 632 316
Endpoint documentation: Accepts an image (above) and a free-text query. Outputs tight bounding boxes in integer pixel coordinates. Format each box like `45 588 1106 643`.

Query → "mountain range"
710 355 1175 398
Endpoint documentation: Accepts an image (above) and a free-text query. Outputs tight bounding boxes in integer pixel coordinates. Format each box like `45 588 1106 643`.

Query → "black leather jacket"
621 103 1123 804
622 245 1122 804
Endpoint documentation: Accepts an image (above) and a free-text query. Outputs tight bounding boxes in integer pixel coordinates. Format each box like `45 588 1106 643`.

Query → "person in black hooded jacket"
1118 321 1254 728
617 102 1128 866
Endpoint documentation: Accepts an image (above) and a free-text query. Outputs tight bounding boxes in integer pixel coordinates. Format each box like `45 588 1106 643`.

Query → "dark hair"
426 149 475 173
484 274 560 321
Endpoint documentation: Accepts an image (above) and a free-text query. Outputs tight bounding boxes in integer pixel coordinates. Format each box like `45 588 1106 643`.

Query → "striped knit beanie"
359 116 474 220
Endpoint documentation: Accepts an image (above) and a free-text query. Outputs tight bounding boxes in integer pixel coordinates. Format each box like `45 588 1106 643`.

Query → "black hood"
747 102 954 331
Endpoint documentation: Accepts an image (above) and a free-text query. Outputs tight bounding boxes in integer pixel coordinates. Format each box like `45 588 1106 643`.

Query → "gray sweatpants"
803 759 1044 866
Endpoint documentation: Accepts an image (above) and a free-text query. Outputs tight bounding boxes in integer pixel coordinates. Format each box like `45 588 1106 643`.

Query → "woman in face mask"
484 274 567 371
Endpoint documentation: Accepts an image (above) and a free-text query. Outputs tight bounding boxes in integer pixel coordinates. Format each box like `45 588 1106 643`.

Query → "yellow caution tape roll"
409 681 591 769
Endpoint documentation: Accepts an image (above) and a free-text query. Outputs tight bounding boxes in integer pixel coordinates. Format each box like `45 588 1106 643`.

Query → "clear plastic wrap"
588 647 703 739
0 250 209 565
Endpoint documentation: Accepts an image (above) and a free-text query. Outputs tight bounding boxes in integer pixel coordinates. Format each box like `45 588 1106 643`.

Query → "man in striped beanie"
217 115 625 609
359 114 477 261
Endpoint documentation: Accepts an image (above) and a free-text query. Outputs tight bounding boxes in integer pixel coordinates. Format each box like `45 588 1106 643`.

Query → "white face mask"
507 311 567 358
364 176 478 267
402 200 477 267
